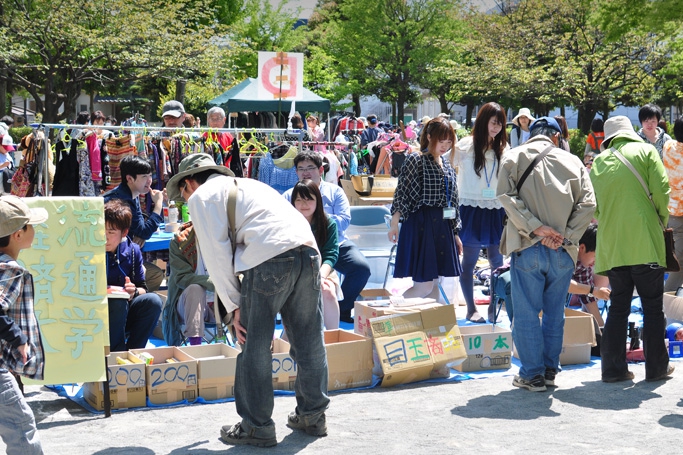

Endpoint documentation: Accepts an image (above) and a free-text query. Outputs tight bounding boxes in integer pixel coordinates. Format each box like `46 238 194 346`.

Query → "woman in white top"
451 102 510 322
509 107 534 148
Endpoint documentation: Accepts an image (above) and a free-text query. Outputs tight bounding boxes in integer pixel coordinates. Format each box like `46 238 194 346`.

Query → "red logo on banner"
261 52 299 99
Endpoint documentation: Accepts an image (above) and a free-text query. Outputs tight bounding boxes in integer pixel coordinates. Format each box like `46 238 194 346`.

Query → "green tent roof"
208 78 330 113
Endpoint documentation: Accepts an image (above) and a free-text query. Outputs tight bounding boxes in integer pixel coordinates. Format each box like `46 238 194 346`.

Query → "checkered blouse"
391 152 461 235
0 255 45 379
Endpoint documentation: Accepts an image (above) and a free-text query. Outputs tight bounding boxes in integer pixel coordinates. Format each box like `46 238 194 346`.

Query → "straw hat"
167 153 234 202
511 108 535 127
601 116 643 151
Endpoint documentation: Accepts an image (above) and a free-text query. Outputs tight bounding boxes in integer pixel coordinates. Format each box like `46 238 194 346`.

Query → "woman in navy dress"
388 117 462 298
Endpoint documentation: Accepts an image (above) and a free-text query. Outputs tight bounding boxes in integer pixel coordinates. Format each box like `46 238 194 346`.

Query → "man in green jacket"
590 115 674 383
162 221 227 346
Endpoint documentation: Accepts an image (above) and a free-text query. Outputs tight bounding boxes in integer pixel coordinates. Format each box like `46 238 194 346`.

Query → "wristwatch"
587 284 594 298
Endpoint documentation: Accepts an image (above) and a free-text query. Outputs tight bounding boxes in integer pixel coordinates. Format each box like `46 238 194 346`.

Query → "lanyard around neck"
484 159 496 188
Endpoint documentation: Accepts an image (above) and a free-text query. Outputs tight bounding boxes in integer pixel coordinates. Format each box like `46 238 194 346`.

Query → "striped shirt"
0 254 44 379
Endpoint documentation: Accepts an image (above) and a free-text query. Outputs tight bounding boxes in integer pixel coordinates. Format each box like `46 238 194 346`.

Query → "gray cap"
162 100 185 118
0 195 48 238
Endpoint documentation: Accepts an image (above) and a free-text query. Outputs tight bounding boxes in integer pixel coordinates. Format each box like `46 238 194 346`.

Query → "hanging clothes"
51 140 80 196
105 135 137 190
257 153 298 194
76 139 97 197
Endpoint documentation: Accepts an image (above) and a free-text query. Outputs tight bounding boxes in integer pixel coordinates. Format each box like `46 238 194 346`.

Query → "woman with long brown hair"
451 102 509 322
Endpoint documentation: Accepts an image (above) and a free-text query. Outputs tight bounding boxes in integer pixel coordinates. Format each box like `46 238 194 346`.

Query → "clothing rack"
30 124 310 194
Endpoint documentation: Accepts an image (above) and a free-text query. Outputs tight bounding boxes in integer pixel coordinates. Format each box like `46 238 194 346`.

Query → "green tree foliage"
227 0 305 79
311 0 460 120
460 0 666 132
0 0 223 122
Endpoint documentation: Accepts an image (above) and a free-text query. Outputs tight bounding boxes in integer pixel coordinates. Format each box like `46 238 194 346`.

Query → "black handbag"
2 161 14 193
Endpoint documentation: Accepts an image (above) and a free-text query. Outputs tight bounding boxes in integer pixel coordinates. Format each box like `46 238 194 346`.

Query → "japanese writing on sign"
22 198 108 385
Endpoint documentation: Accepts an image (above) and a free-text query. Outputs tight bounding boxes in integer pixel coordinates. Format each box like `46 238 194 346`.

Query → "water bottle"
181 203 190 223
168 201 179 224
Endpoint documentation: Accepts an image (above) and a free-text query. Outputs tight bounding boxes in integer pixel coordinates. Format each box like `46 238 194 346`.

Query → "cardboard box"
561 308 596 364
360 288 394 299
340 179 394 207
369 175 398 197
131 347 197 405
354 297 441 338
513 308 597 365
180 344 240 401
370 304 467 387
664 292 683 325
82 351 146 410
272 339 297 391
324 330 373 391
455 325 513 372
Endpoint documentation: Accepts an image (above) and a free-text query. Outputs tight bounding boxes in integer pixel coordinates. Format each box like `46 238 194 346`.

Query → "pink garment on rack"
85 133 102 181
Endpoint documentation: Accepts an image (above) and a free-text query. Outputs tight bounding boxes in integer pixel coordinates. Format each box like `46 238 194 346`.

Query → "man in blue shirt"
104 155 164 290
283 151 371 323
360 114 383 148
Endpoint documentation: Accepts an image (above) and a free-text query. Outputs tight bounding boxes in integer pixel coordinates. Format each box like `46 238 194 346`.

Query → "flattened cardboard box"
180 344 240 401
370 304 466 387
83 351 146 410
455 325 512 372
131 347 197 405
324 330 373 391
513 308 596 365
354 297 441 338
664 292 683 325
272 338 297 391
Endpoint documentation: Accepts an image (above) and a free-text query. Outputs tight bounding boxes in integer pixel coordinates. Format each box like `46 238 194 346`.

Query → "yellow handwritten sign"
22 197 108 384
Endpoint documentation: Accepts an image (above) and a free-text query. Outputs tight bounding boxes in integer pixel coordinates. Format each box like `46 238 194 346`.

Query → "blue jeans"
603 265 669 380
460 243 503 316
0 369 43 455
335 241 371 314
108 293 163 352
235 246 329 438
511 243 574 380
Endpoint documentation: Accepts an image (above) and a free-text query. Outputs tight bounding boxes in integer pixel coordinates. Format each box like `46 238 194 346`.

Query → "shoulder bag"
610 147 680 272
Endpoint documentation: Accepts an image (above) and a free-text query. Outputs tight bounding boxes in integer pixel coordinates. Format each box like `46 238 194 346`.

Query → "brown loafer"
602 371 635 383
646 364 675 382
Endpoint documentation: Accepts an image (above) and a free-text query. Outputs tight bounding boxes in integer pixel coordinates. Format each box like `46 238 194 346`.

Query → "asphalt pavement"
11 351 683 454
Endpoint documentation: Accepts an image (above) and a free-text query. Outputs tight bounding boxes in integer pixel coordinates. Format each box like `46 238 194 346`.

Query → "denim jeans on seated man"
234 246 329 438
336 241 372 318
108 293 163 352
511 243 574 380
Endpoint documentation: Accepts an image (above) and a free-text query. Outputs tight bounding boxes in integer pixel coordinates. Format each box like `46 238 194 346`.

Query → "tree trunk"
352 94 361 117
0 67 6 117
175 80 187 105
576 102 601 134
466 103 475 128
439 94 449 115
397 93 405 126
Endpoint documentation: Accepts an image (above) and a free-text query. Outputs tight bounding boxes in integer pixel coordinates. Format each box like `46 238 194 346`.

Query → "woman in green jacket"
292 179 340 330
590 116 673 383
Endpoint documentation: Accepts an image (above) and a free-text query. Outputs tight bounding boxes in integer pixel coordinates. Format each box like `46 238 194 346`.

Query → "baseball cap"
0 196 49 238
162 100 185 118
1 134 15 151
529 116 562 135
